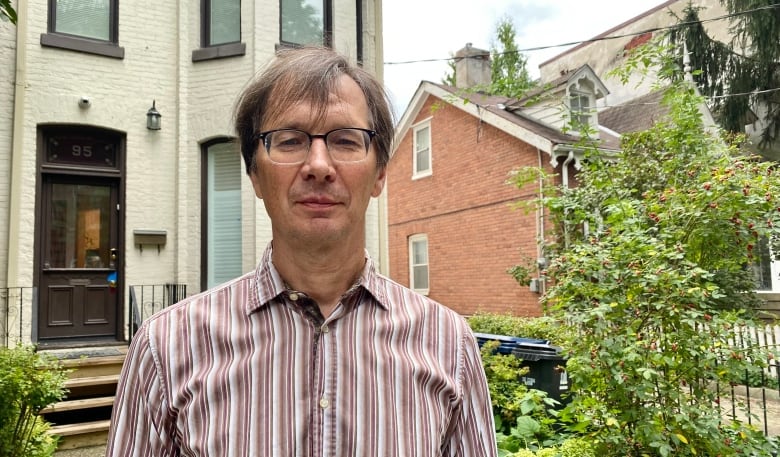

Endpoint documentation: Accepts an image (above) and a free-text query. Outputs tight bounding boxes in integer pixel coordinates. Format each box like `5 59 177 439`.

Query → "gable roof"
393 80 621 167
517 64 609 107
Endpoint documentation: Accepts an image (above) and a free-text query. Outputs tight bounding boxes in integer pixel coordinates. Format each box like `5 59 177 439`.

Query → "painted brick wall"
1 1 383 341
388 95 556 317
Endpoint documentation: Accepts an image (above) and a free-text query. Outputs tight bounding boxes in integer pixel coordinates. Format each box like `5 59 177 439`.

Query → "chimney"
454 43 491 89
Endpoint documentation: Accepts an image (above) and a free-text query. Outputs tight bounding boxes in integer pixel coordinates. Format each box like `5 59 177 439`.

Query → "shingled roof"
428 82 622 152
599 91 669 134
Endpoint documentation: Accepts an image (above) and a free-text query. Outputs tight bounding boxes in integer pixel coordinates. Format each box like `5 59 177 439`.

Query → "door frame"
34 124 126 344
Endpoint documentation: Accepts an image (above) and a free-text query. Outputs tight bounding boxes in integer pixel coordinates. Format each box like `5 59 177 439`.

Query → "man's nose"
301 137 335 180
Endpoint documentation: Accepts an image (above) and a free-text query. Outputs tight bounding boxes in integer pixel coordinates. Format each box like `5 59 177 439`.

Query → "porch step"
40 352 126 450
41 396 115 414
64 374 120 389
60 354 126 379
50 420 111 450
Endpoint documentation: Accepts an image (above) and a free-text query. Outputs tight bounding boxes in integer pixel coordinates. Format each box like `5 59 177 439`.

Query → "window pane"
415 126 429 150
412 239 428 264
410 237 429 291
415 126 430 173
416 149 430 173
55 0 110 41
752 236 773 290
281 0 324 45
571 94 590 127
210 0 241 45
48 184 111 269
207 143 243 288
413 265 429 289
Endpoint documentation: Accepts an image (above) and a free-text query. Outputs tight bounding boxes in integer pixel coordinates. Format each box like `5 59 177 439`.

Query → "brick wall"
388 96 556 316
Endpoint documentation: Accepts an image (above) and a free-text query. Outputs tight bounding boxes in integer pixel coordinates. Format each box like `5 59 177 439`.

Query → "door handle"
109 248 117 269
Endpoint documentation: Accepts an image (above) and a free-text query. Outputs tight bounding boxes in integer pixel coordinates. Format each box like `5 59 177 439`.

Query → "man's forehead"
263 78 368 129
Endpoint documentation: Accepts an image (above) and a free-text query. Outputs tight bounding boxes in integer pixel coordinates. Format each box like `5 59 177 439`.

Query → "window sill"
192 42 246 62
40 33 124 59
412 170 432 180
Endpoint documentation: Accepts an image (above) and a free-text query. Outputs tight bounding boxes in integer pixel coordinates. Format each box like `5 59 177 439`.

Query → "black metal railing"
0 287 36 348
129 284 187 341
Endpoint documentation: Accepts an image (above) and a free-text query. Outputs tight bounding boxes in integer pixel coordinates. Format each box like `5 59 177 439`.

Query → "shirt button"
321 324 329 333
319 398 330 409
288 292 299 301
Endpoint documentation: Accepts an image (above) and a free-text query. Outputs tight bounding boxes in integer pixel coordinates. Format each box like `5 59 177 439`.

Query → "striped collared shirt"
107 244 497 456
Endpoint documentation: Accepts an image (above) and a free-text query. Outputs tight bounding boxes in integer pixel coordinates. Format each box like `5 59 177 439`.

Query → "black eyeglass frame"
253 127 377 163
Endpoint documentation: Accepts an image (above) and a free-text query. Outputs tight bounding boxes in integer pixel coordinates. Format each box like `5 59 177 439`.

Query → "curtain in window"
55 0 110 41
281 0 324 45
210 0 241 46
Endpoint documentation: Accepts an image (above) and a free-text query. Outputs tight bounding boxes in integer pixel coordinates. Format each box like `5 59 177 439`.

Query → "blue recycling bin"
473 332 570 404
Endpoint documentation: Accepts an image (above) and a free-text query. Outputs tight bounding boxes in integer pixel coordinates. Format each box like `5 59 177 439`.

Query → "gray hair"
234 47 395 173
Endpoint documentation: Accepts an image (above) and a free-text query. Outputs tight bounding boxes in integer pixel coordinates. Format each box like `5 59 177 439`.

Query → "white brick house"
0 0 387 346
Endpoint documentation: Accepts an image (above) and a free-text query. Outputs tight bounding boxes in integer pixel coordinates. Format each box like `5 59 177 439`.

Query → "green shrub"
507 437 596 457
467 312 575 347
0 345 68 457
516 43 780 456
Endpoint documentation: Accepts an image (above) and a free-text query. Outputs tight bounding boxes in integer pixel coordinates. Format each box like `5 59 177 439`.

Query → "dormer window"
570 91 593 129
564 65 608 135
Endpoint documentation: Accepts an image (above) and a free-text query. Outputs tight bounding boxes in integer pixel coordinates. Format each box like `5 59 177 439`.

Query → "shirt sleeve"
106 323 179 457
445 329 498 457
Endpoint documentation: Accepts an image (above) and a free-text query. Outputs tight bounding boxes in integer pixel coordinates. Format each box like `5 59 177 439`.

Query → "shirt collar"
248 242 389 315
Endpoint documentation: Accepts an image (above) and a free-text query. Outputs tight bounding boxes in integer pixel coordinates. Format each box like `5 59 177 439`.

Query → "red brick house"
387 45 620 316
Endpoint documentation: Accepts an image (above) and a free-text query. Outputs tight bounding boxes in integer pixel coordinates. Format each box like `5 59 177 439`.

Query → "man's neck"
271 239 366 317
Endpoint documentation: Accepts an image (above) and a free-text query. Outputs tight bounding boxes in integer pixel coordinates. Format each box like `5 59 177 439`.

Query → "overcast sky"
382 0 666 116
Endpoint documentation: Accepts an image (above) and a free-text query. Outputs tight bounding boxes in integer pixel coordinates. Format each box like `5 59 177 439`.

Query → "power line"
383 3 780 66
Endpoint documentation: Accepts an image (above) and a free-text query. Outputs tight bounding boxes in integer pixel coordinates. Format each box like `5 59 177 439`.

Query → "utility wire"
384 3 780 66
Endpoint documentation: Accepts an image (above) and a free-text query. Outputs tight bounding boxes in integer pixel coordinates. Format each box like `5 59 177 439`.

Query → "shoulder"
138 271 257 336
370 271 473 334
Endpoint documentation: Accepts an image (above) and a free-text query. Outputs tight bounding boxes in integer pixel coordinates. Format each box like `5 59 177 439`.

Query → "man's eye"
273 133 306 148
330 132 363 149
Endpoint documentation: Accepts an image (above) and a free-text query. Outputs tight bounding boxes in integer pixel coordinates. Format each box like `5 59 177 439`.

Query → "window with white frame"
752 236 779 292
570 91 592 130
280 0 330 46
413 121 432 178
409 234 430 294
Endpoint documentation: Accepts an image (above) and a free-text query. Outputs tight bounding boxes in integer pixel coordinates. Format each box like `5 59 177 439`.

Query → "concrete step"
50 420 111 450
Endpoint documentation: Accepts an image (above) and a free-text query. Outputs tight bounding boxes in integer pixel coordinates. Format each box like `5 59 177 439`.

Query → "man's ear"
371 166 387 198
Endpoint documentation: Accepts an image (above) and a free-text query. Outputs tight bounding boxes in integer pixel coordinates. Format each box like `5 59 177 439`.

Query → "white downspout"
375 0 389 274
562 150 575 189
8 0 29 288
536 148 547 295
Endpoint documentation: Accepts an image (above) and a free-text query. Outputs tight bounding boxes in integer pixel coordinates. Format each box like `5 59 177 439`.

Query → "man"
107 47 497 456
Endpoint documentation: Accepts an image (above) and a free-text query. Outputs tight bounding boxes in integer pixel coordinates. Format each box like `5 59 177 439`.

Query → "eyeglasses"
254 128 376 164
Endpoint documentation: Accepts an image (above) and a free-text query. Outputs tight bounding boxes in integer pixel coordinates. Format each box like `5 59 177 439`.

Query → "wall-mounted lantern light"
146 100 162 130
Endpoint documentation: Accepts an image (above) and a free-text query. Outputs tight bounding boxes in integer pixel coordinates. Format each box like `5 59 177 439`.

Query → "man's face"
249 75 386 248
